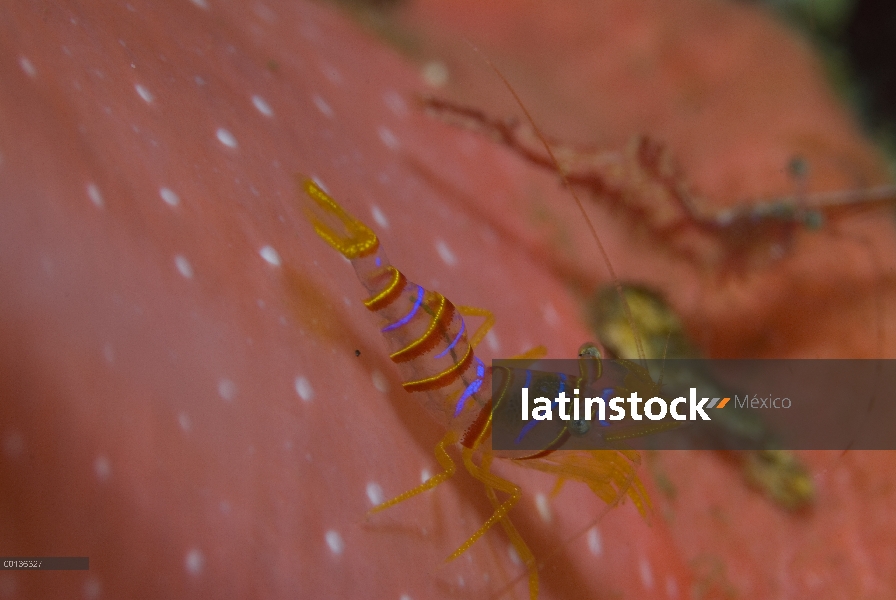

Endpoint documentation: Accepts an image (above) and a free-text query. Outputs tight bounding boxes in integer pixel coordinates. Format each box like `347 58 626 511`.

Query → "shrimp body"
303 178 494 444
301 177 649 600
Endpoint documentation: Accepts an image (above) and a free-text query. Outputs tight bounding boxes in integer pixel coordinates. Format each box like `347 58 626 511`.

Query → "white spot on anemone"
383 90 408 118
252 95 273 117
542 302 559 327
435 239 457 267
370 205 388 229
190 0 210 10
94 455 111 482
254 4 277 23
325 530 344 555
666 575 679 598
18 56 37 79
421 61 448 88
218 379 237 401
420 468 432 484
534 493 552 523
216 128 237 148
103 343 115 364
639 557 654 590
366 482 385 506
185 548 205 575
259 245 281 266
174 255 194 279
160 187 180 206
377 126 399 150
312 94 333 118
134 83 154 103
507 545 521 566
294 376 314 402
587 526 602 556
485 330 499 352
716 209 734 226
178 412 192 432
371 370 388 393
83 576 102 599
87 183 104 208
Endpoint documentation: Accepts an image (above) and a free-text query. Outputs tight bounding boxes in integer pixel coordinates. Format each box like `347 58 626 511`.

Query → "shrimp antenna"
464 40 647 365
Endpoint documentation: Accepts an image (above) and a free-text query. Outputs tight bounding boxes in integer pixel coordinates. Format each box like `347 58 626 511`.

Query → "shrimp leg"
368 430 458 516
454 448 539 600
456 305 495 348
484 466 539 600
447 343 548 600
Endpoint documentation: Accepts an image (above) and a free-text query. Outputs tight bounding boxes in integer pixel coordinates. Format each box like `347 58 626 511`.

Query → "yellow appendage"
302 177 380 259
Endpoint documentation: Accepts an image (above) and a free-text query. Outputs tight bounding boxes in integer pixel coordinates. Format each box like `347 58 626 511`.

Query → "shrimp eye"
578 342 601 359
569 418 591 436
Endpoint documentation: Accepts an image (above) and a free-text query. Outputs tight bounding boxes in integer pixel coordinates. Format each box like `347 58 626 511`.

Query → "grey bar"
491 359 896 450
0 557 89 570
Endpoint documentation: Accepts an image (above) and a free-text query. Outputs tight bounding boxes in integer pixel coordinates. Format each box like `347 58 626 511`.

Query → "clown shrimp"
301 177 650 600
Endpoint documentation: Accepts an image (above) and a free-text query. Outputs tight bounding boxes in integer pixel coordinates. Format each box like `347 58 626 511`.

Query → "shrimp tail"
302 177 380 259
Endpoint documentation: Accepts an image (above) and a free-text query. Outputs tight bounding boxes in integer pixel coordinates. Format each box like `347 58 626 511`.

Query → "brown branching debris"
421 95 896 273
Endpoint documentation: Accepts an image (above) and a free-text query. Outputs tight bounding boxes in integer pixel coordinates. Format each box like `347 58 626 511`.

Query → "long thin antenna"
465 41 647 365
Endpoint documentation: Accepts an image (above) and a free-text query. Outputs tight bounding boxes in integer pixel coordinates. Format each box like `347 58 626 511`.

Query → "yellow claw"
301 176 380 259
